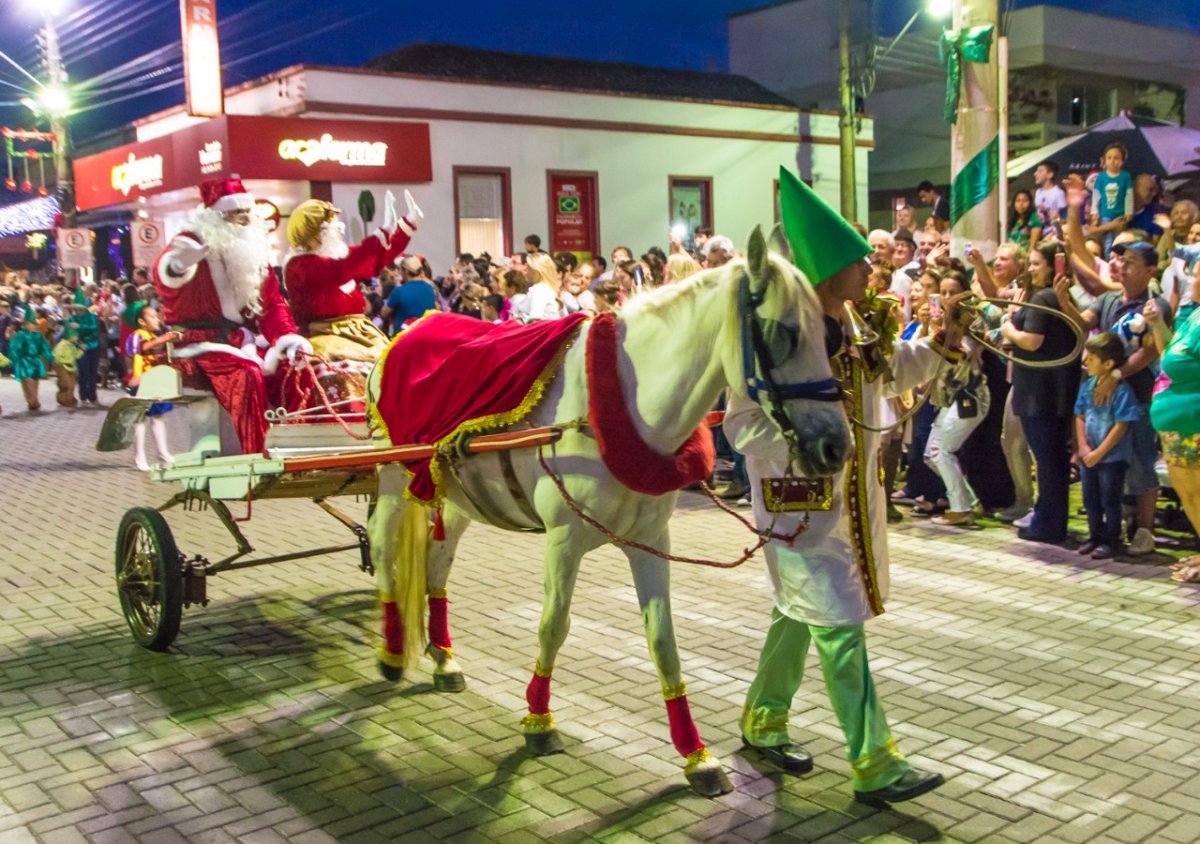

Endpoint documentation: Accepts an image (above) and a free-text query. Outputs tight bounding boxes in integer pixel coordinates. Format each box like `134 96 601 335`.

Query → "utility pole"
42 14 73 225
949 0 999 260
837 0 857 222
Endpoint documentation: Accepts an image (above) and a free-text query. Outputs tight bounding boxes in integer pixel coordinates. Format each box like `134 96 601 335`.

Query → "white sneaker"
1127 528 1155 556
1013 510 1034 530
736 497 751 508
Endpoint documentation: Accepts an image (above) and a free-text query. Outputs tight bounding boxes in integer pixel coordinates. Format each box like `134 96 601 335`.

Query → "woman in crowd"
499 270 528 322
1145 264 1200 582
899 269 948 517
1007 190 1043 249
999 242 1082 544
926 270 990 526
666 252 699 283
523 252 566 321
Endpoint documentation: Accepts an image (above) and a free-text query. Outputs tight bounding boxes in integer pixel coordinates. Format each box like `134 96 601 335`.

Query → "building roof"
364 43 797 109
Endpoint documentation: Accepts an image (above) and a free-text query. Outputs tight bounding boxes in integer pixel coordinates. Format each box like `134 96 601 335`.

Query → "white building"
72 44 875 272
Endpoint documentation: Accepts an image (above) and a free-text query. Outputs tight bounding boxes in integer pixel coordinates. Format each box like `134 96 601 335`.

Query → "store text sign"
180 0 224 118
73 117 430 211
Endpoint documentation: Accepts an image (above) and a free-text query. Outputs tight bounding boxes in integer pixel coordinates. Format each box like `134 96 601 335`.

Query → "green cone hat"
778 166 870 285
73 286 87 306
121 300 147 329
22 304 38 324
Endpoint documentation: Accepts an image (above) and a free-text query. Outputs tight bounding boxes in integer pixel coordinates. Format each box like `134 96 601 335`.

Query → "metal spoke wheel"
115 507 183 651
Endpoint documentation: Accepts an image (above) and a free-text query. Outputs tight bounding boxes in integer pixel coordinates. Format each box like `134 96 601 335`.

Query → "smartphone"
927 294 942 321
1055 253 1066 277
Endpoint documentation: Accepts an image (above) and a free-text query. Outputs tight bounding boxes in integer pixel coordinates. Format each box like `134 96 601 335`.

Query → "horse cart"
98 364 563 651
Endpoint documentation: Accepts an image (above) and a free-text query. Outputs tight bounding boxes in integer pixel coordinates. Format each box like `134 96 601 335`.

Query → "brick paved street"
2 376 1200 843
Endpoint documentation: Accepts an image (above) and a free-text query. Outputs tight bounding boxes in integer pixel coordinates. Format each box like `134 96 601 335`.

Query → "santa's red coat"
284 227 411 328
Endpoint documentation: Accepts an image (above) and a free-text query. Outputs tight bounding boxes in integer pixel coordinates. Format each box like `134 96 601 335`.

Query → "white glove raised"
168 236 209 274
383 190 398 233
404 189 424 221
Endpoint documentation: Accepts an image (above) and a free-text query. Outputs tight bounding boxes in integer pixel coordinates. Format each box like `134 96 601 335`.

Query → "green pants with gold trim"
741 608 911 792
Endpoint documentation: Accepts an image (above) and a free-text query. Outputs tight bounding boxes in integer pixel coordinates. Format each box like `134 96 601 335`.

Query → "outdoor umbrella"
1007 111 1200 180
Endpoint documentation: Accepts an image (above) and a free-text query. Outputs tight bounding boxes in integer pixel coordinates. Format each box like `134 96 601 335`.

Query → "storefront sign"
180 0 224 118
548 173 598 261
58 228 93 270
132 220 165 269
74 116 431 211
111 153 165 196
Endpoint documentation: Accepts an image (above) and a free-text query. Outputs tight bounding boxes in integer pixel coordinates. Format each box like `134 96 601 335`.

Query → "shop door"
547 171 599 263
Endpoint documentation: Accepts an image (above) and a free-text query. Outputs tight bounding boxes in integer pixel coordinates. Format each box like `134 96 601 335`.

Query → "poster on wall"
131 220 165 269
57 228 93 270
549 173 597 262
669 177 712 253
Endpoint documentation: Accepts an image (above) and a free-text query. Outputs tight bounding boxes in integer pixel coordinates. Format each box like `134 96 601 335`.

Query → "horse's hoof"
524 729 565 756
433 671 466 693
378 661 404 682
685 764 734 797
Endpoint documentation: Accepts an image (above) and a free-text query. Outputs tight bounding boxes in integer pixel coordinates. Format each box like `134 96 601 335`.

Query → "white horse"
365 227 849 796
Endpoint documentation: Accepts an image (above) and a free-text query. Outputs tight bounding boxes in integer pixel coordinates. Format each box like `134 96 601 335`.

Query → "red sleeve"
382 228 413 269
306 235 387 285
257 267 299 343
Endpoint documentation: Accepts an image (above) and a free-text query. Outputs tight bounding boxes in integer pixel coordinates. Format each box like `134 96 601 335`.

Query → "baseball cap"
1111 241 1157 265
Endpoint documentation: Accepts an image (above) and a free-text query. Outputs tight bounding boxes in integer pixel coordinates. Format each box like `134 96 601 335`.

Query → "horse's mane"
620 253 822 357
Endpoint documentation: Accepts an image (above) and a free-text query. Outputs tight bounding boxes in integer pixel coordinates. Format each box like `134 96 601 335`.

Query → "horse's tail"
392 496 430 669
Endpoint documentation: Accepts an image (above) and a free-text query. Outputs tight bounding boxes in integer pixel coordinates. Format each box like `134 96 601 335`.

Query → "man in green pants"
725 167 958 806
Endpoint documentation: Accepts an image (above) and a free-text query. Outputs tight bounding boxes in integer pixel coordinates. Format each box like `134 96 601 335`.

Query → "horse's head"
722 226 849 477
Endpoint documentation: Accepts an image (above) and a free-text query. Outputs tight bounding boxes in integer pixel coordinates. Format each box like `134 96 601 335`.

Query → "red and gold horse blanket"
371 312 589 501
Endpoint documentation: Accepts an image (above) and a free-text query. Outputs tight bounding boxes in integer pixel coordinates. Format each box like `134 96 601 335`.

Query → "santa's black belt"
172 318 244 332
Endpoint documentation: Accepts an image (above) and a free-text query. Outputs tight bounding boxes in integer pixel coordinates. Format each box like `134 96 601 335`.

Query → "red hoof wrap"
427 595 452 650
381 601 404 657
526 671 552 715
666 695 704 758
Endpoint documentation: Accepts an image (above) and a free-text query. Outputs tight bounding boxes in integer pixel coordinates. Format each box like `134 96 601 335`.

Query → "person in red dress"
153 177 312 454
281 192 421 412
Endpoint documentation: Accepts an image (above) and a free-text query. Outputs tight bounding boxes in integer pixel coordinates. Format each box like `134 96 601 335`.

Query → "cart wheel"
115 507 183 651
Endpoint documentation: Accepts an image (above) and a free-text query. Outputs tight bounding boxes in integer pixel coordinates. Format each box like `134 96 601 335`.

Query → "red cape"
372 312 588 501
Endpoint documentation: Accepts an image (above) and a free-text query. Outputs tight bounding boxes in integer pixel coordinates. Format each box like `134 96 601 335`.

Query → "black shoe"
887 506 903 524
854 768 945 807
741 737 813 774
718 483 747 501
1017 527 1065 546
1091 544 1115 559
1078 540 1099 556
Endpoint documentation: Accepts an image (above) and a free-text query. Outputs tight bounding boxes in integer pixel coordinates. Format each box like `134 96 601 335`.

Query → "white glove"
404 189 424 221
383 190 398 233
168 236 209 274
277 333 312 364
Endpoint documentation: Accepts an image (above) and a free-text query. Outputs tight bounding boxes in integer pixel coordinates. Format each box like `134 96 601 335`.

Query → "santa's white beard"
190 207 272 314
314 221 350 260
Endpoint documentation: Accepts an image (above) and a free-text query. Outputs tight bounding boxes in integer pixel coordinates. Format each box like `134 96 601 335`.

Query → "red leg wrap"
427 596 452 650
432 508 446 541
526 672 552 715
381 601 404 656
666 695 704 758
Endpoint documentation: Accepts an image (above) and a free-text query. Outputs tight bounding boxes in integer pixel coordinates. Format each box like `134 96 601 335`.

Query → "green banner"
938 25 995 124
951 135 999 224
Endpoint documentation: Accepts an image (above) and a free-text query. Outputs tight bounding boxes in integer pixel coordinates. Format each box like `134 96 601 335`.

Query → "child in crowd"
1089 144 1133 256
8 306 54 411
1034 159 1066 236
53 328 83 408
1074 332 1142 558
123 302 176 471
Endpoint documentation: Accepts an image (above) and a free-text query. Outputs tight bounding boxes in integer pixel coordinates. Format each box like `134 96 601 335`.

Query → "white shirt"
1035 185 1067 224
524 281 564 321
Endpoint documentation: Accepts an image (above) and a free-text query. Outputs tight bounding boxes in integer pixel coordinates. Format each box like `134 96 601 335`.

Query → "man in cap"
153 177 312 454
724 167 962 807
283 192 421 410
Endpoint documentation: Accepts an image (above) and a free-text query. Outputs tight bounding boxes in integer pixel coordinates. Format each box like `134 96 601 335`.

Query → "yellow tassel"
662 682 688 701
521 712 555 732
684 747 714 768
394 498 429 670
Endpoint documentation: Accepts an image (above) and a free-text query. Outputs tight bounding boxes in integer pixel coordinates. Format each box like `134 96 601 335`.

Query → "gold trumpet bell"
843 302 880 347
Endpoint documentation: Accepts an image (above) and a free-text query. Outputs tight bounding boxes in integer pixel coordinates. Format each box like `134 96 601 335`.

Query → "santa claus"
153 177 312 454
281 191 421 411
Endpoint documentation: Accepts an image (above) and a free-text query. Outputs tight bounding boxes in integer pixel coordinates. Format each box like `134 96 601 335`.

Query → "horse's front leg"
426 504 470 692
522 527 583 757
626 544 734 797
368 465 408 681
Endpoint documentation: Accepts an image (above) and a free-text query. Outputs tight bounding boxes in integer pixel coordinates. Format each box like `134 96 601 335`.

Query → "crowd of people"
3 153 1198 576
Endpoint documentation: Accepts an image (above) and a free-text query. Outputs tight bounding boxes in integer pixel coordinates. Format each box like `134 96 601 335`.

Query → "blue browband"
738 272 842 404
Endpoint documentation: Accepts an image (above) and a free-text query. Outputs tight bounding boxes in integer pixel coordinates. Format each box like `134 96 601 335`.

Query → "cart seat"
265 420 378 456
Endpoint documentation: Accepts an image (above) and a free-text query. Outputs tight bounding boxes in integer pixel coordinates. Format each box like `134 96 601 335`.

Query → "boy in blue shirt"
1089 143 1133 256
1074 332 1143 558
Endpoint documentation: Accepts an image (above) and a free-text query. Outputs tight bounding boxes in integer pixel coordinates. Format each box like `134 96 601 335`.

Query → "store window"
454 167 512 259
669 176 713 253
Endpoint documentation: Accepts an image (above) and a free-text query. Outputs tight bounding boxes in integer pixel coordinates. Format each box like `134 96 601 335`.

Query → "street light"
37 83 70 116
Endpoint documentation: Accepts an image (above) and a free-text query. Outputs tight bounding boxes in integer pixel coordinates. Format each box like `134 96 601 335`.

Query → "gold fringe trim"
379 591 395 602
427 587 448 599
426 643 453 661
684 747 714 768
377 646 407 668
521 712 556 732
662 682 688 701
534 660 553 679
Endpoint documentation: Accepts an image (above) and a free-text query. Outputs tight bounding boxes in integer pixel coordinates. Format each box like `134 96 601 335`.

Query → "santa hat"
778 166 870 286
286 199 339 250
200 177 255 213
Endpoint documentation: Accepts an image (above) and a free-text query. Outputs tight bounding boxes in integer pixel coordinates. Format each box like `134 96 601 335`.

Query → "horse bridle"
738 271 842 465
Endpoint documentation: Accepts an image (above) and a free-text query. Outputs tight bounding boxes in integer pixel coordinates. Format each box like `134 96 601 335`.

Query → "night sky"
0 0 1197 142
